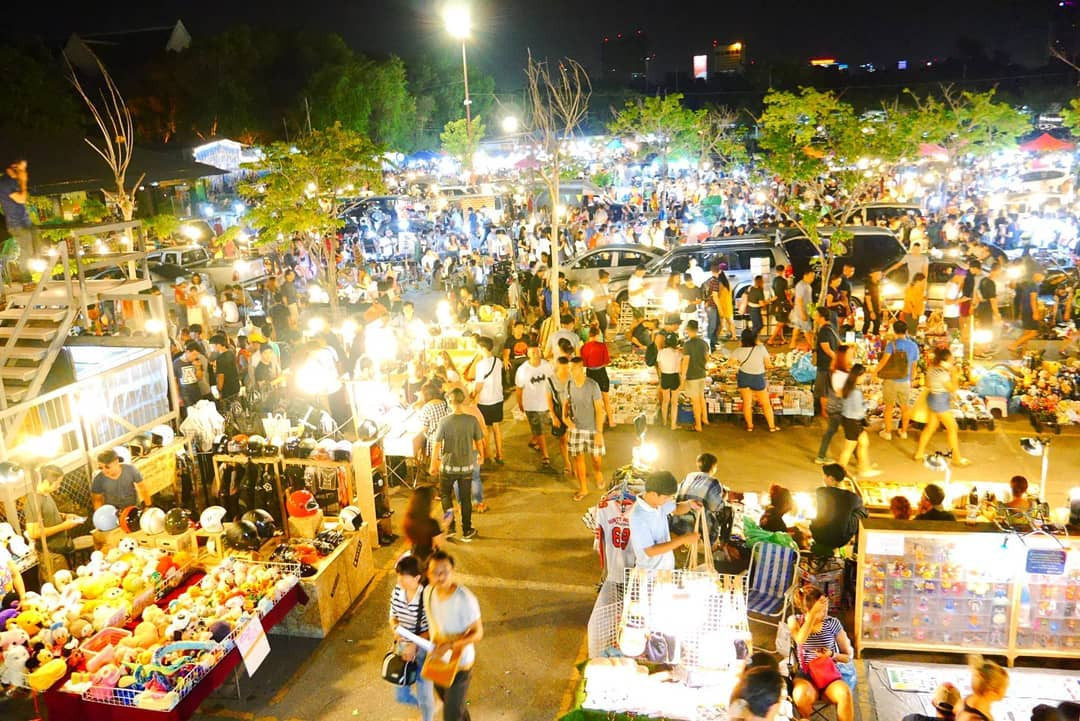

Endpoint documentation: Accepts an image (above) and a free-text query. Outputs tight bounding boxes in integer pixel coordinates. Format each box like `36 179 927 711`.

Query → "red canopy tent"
919 142 948 159
1019 133 1075 153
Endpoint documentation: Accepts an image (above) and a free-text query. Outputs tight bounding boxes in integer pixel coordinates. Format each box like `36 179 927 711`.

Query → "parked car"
622 235 785 302
146 244 268 289
563 244 663 290
880 260 1015 315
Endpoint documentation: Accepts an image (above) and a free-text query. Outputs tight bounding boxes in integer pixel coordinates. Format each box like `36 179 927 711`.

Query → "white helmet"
199 506 227 533
8 534 30 557
113 446 132 464
0 522 15 541
141 507 166 535
150 425 175 447
339 505 363 531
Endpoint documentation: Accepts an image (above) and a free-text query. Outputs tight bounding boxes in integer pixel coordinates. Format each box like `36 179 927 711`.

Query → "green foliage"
0 43 84 133
906 86 1030 160
440 116 486 168
1062 98 1080 135
238 122 384 247
692 105 748 172
142 214 182 242
608 93 697 172
756 88 921 296
590 170 613 188
408 56 495 149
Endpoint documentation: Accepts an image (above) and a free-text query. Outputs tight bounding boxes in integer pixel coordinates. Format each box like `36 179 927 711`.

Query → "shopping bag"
806 653 842 691
420 645 461 687
790 354 817 385
685 508 716 574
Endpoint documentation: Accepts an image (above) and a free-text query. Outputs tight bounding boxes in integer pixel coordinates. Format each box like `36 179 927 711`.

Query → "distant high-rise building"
601 29 650 84
1051 0 1080 60
710 40 745 74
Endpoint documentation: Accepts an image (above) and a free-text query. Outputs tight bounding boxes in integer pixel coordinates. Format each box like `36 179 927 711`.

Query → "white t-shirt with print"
474 356 503 406
515 360 554 412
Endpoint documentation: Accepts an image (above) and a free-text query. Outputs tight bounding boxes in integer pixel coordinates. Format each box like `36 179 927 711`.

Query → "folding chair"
744 541 800 651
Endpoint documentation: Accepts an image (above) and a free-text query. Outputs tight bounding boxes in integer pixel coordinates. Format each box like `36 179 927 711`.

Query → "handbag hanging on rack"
684 507 716 574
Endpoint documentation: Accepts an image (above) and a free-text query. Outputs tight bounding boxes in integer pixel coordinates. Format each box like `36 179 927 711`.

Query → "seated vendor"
809 464 867 554
24 464 79 576
672 453 727 539
628 316 657 353
914 483 956 521
1005 475 1030 512
91 449 150 509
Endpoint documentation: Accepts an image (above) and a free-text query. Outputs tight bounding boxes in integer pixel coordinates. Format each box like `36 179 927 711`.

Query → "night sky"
11 0 1057 86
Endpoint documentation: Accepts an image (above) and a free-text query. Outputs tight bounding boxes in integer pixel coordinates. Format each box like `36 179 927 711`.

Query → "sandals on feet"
572 491 588 502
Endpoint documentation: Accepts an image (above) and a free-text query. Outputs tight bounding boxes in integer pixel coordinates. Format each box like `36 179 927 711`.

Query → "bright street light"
443 4 471 39
501 116 519 134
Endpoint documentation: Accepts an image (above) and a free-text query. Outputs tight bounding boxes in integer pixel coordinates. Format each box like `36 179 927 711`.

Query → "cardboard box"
155 529 197 557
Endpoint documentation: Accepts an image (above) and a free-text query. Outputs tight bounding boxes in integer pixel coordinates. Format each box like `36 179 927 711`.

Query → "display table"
271 528 374 638
42 584 306 721
856 518 1080 665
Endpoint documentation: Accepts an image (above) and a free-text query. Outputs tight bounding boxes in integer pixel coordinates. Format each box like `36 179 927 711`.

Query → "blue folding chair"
744 541 800 651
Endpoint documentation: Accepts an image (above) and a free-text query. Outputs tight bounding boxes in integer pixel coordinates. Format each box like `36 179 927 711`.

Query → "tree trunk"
549 167 560 320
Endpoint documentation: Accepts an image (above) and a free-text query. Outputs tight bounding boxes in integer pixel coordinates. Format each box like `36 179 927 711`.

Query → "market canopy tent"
919 143 948 160
1019 133 1075 154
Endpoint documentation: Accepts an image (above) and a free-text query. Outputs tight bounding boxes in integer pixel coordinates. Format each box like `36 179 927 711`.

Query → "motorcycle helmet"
113 446 132 464
224 520 261 551
8 534 30 557
118 505 142 534
339 505 363 532
370 444 383 469
242 509 277 541
199 505 227 533
92 505 119 532
227 434 249 455
298 438 317 459
286 490 318 518
0 462 25 484
283 437 301 458
141 507 166 535
356 419 379 442
246 435 266 457
164 507 191 535
332 440 352 462
0 522 15 540
128 433 153 458
264 436 282 457
212 434 229 455
299 563 318 578
150 425 175 447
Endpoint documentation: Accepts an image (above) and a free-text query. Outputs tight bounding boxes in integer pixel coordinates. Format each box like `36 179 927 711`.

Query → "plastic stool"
985 395 1007 418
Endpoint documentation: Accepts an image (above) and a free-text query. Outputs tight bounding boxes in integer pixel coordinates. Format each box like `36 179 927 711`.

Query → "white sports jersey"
592 496 637 581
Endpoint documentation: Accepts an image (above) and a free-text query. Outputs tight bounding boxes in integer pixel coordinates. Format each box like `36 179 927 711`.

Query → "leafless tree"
1050 45 1080 86
66 50 144 221
524 52 591 320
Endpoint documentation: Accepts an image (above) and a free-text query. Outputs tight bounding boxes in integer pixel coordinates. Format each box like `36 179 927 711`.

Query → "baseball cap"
932 683 960 715
248 330 268 344
924 483 946 507
645 471 678 497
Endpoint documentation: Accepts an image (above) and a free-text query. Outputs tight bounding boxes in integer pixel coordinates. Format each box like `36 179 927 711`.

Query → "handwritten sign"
1026 548 1067 576
236 616 271 676
865 533 905 557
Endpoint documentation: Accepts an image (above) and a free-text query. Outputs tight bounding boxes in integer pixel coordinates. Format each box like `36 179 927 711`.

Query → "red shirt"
581 340 610 369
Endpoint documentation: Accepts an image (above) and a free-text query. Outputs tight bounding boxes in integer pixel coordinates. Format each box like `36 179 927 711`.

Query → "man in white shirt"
472 336 505 464
627 265 649 317
628 471 701 570
515 345 554 469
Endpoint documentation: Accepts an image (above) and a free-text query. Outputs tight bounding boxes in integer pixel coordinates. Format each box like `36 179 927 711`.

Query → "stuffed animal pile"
0 543 192 695
1013 359 1080 423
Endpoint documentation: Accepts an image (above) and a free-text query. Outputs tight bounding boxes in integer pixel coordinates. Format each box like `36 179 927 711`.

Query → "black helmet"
164 507 192 535
241 509 277 541
283 437 301 458
356 419 378 442
213 434 229 455
129 434 153 458
224 520 261 551
246 435 265 457
298 438 317 459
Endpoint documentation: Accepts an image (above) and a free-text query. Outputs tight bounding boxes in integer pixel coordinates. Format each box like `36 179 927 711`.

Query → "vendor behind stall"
628 471 701 570
24 464 78 574
914 484 955 521
91 449 150 509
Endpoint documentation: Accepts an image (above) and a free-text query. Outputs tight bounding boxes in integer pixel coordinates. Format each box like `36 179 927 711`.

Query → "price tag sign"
865 533 905 556
1025 548 1067 576
236 616 271 676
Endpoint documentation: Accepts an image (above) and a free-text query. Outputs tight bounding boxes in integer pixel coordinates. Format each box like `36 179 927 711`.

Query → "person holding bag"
387 555 436 721
424 550 483 721
789 585 855 721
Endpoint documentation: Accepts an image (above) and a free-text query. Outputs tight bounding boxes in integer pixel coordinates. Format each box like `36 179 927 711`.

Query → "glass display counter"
855 518 1080 665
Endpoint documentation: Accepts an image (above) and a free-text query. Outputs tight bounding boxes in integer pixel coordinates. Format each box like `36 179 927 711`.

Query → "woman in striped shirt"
389 554 435 721
788 585 854 721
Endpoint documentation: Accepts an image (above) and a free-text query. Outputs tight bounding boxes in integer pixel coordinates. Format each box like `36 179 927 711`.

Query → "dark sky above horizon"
10 0 1058 86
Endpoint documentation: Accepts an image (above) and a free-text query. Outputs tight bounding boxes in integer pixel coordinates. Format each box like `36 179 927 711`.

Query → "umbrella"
406 150 440 163
1019 133 1074 153
919 143 948 159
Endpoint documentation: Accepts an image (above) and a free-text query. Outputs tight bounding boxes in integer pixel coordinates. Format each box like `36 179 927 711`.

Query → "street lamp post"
444 5 473 178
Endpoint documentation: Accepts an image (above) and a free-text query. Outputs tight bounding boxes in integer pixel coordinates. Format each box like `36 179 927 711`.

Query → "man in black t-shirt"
210 334 241 401
813 307 839 415
914 483 956 521
810 463 868 552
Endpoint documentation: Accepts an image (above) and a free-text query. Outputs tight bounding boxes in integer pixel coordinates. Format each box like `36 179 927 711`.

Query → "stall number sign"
236 616 271 675
1025 548 1067 576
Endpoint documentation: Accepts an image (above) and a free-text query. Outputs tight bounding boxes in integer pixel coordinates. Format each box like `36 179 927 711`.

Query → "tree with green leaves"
692 105 747 173
906 85 1030 164
608 93 697 176
755 88 921 301
407 56 495 149
1062 97 1080 134
440 116 486 173
238 123 384 314
0 43 84 134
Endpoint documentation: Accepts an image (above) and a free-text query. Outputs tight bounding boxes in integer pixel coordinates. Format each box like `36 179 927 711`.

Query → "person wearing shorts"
472 337 505 464
563 357 606 501
874 320 920 441
515 345 554 469
656 335 682 428
581 324 614 429
679 320 710 432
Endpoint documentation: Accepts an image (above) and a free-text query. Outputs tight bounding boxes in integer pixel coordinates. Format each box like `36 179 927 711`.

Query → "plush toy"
118 621 158 650
52 569 73 590
0 627 29 651
26 656 66 692
69 618 92 641
1 644 29 686
12 609 44 637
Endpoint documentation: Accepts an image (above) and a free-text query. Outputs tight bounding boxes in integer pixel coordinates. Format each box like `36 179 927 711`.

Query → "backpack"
877 341 909 380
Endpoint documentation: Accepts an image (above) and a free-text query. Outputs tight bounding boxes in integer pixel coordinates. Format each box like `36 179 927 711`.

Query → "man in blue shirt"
0 159 34 280
628 471 701 571
874 319 921 440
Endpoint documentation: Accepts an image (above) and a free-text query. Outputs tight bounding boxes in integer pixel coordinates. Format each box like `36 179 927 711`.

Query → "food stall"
855 517 1080 665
